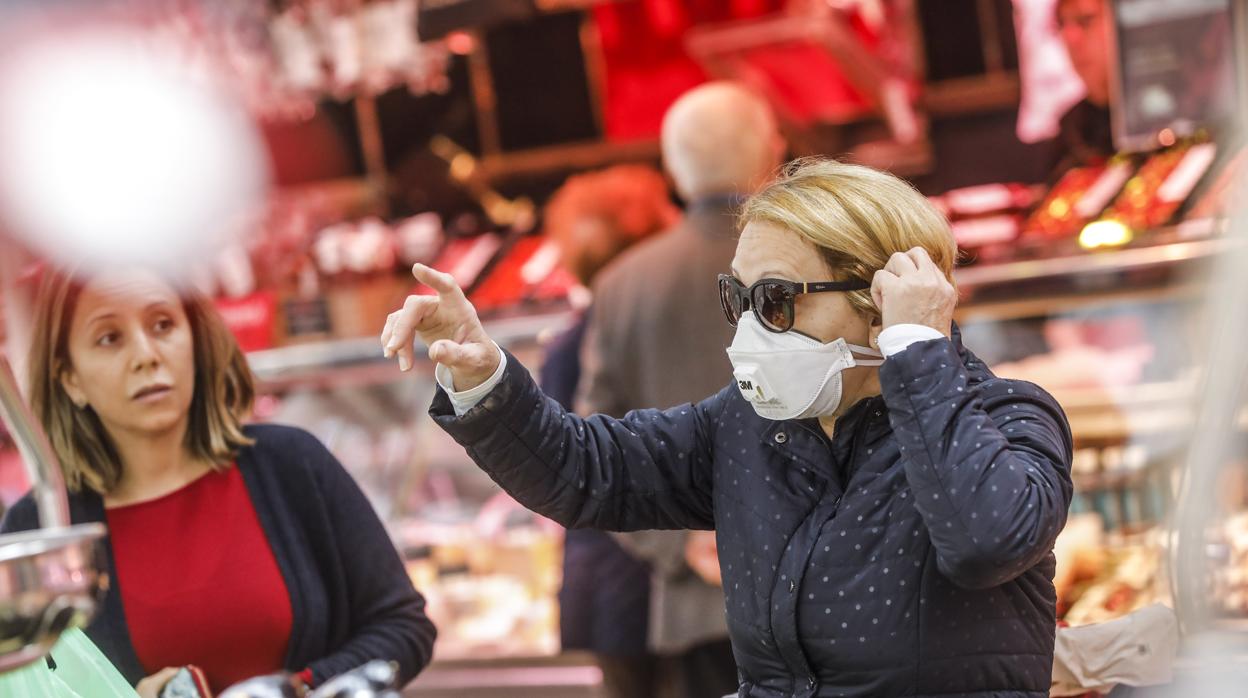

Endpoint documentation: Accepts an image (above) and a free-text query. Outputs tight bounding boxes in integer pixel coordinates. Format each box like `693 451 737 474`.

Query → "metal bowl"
0 523 106 673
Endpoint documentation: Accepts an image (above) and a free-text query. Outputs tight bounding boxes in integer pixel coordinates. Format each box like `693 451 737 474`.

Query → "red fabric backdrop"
591 0 789 140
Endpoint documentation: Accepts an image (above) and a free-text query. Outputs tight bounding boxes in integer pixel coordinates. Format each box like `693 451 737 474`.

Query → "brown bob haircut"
26 267 255 495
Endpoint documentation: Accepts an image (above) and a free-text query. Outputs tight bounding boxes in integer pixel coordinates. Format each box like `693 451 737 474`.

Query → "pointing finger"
411 263 463 299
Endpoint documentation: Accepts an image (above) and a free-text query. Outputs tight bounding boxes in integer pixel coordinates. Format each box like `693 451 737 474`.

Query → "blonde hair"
27 267 255 494
740 158 957 319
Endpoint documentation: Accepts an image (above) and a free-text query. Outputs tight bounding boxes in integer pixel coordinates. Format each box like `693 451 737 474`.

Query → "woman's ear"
60 368 87 409
868 315 884 350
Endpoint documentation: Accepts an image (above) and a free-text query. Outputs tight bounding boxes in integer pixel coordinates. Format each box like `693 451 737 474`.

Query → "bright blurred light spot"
449 153 477 181
446 31 475 55
1079 219 1133 249
1047 197 1070 219
0 29 269 276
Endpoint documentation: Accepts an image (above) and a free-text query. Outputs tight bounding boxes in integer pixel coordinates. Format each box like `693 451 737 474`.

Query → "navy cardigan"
1 423 436 688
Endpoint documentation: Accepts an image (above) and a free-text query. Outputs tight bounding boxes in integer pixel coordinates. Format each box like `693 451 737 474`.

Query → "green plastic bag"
0 628 137 697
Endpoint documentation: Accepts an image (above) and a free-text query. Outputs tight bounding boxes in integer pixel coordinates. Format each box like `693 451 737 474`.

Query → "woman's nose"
128 331 160 370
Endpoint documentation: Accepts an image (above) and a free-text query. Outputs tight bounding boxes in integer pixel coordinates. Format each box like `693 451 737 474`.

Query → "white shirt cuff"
877 324 946 357
435 344 508 416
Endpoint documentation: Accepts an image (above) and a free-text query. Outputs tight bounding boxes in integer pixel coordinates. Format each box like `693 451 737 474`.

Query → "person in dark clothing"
575 81 785 698
1 267 434 695
383 157 1073 697
539 164 678 697
1051 0 1116 175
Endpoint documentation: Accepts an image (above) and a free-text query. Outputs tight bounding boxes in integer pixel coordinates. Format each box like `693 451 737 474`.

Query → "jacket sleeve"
300 435 437 687
431 350 721 532
879 338 1074 590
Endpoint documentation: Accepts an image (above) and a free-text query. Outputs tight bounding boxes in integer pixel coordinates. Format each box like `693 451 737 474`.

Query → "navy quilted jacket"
431 331 1073 697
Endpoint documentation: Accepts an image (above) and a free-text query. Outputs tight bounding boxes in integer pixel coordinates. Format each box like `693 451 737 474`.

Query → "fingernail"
399 356 410 371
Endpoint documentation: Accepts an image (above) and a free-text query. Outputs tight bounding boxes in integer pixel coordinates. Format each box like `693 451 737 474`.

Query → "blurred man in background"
540 164 679 698
576 81 785 698
1051 0 1116 174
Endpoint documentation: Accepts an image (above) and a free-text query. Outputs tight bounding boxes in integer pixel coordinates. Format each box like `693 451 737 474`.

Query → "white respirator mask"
726 314 883 421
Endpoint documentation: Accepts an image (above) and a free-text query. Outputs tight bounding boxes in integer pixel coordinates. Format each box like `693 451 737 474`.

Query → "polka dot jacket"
430 329 1074 697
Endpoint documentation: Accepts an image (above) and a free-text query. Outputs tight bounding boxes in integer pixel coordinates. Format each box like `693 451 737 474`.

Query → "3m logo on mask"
732 367 773 403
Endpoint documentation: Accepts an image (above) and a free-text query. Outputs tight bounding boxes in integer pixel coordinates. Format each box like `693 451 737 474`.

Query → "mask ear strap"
846 342 884 362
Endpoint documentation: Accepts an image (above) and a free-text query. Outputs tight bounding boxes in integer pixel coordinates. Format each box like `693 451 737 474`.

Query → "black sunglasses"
718 274 871 333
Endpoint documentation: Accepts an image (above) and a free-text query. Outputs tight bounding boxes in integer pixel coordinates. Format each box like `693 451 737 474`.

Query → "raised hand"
380 264 501 390
870 247 956 336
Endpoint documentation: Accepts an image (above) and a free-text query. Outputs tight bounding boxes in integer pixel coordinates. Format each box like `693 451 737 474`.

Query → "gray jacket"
576 196 740 654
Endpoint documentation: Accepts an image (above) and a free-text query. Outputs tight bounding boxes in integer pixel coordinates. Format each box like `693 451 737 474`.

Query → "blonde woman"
2 267 435 696
382 158 1074 697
